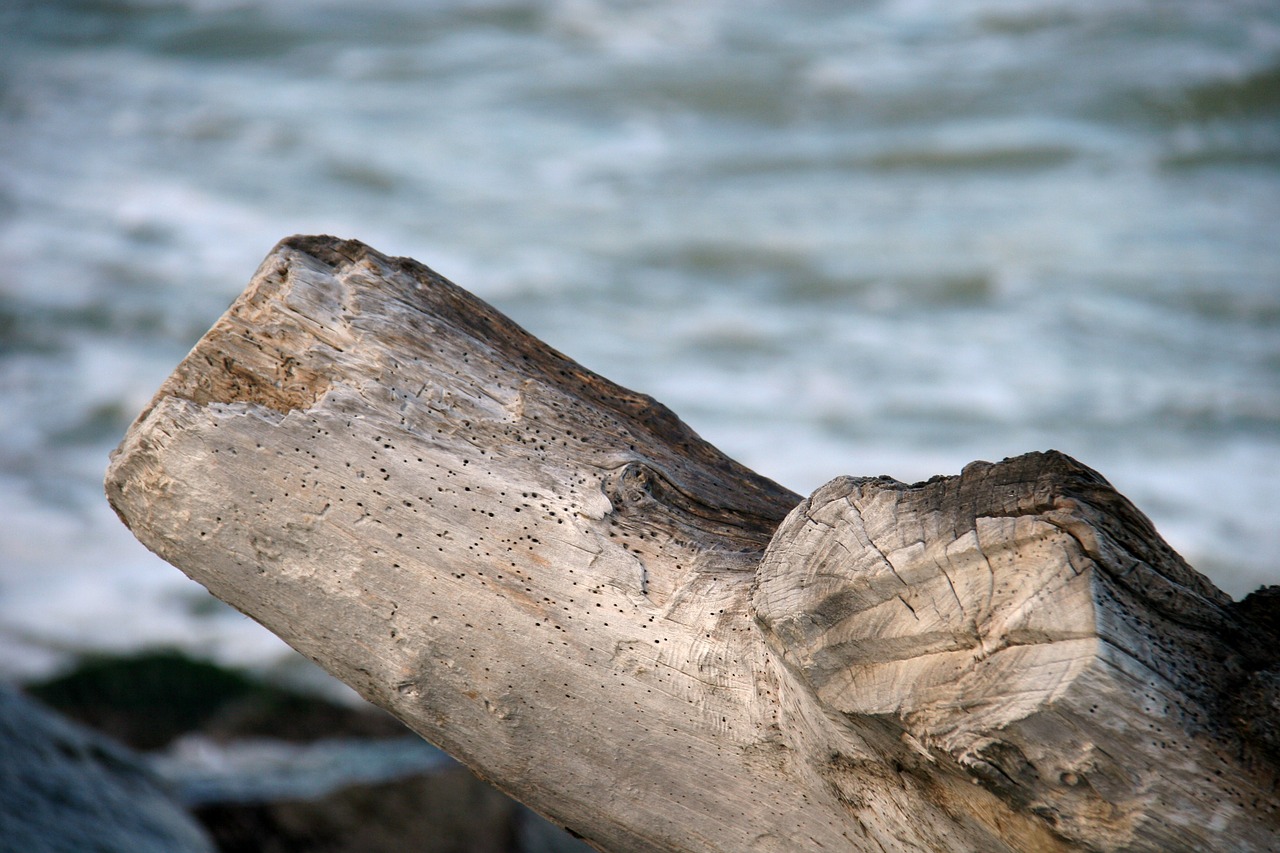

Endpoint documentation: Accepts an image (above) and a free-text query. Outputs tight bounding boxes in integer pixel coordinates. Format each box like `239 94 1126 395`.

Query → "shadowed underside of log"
106 236 1280 852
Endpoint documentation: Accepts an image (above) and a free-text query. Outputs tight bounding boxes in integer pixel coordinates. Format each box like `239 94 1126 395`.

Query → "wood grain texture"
754 455 1280 849
107 236 1280 851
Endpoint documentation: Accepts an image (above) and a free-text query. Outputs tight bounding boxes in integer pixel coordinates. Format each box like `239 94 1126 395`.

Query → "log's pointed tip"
103 483 134 535
102 406 164 536
102 443 136 535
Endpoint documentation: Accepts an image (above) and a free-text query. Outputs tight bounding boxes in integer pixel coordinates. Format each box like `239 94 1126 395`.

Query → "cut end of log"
754 453 1102 726
753 449 1232 725
754 450 1280 849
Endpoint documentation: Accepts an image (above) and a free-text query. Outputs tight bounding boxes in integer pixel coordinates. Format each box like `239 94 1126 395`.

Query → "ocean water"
0 0 1277 678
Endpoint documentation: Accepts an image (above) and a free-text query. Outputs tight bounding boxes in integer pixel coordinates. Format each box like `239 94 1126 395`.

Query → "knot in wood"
612 462 658 507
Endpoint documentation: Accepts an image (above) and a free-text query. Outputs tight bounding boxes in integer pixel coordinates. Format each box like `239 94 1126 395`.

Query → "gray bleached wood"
106 235 1280 851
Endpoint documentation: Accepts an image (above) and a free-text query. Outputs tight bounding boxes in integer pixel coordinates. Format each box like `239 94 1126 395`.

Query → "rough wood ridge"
106 235 1280 851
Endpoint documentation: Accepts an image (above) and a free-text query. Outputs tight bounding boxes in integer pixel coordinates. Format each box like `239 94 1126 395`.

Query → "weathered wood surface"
106 235 1280 851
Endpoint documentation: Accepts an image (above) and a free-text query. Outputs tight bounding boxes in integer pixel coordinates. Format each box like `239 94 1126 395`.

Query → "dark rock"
0 683 214 853
24 649 407 749
23 650 595 852
190 764 519 853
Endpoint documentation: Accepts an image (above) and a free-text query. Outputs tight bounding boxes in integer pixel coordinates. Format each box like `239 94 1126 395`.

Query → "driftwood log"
106 236 1280 851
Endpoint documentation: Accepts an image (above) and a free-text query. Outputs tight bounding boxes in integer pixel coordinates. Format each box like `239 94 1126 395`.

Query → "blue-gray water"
1 0 1277 678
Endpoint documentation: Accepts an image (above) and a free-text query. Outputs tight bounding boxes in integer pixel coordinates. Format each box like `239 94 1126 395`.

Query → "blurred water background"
0 0 1277 681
